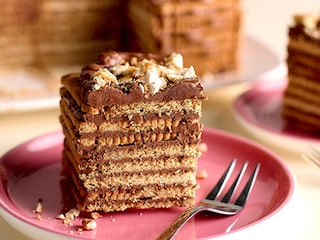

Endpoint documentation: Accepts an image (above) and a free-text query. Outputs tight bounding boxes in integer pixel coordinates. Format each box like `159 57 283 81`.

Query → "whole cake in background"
1 0 242 98
59 51 205 212
0 0 125 97
126 0 242 75
282 14 320 134
1 0 123 66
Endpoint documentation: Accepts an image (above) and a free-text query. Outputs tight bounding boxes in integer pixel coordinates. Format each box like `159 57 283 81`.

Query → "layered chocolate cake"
126 0 242 75
1 0 123 66
0 0 124 98
283 14 320 134
59 51 205 212
2 0 242 99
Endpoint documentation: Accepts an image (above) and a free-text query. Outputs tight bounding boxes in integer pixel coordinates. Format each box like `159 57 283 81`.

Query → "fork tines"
205 159 260 207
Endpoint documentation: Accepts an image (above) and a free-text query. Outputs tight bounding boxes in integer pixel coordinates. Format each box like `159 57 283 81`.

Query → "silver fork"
157 159 260 240
302 146 320 169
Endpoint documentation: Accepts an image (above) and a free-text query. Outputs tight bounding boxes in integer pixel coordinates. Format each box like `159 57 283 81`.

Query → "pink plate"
0 129 295 240
233 79 320 152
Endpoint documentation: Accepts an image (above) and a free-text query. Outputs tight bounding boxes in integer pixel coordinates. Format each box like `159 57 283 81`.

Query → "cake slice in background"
126 0 242 76
59 51 205 212
282 14 320 134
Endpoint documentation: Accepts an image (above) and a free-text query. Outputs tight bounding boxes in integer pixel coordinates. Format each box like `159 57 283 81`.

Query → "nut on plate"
82 218 97 230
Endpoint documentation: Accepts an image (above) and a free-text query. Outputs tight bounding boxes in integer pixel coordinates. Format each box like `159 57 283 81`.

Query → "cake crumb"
198 142 208 153
33 198 43 214
197 170 208 179
56 213 65 220
90 212 102 219
57 208 80 224
82 218 97 230
33 198 43 220
77 227 84 234
64 209 80 224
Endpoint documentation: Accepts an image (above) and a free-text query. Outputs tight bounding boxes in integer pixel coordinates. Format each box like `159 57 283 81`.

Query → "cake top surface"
69 51 205 108
292 14 320 39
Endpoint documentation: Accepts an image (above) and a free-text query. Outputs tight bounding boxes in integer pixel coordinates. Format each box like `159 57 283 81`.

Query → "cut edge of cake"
59 51 206 213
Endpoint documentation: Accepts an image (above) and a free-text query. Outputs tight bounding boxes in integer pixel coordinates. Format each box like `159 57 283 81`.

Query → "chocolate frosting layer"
289 26 320 45
289 14 320 44
77 51 205 108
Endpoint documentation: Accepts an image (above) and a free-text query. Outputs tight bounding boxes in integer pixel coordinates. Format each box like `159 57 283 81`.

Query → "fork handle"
156 205 204 240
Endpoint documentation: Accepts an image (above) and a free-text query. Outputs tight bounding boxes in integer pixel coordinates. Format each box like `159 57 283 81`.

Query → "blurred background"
1 1 320 240
244 0 319 60
0 0 319 101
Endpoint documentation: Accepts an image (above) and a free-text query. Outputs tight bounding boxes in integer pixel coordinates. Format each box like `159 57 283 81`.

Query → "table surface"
1 0 320 239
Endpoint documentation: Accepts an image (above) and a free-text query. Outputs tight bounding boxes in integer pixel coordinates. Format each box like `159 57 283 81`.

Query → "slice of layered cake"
126 0 242 75
59 51 205 212
283 14 320 134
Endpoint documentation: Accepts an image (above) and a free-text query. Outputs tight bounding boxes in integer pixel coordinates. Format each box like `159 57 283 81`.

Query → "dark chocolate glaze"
289 25 320 45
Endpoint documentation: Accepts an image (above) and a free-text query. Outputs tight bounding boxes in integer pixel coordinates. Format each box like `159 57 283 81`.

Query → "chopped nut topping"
130 56 138 66
294 14 320 39
144 65 167 94
93 68 117 89
92 52 197 95
294 14 319 29
164 52 184 69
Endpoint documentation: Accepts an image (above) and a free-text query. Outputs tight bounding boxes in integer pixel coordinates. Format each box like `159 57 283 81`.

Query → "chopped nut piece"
90 212 102 219
63 208 80 224
164 52 184 69
33 198 43 213
182 66 196 79
82 218 97 230
110 62 129 75
144 66 167 94
166 72 184 82
130 56 138 66
93 68 117 89
56 213 65 220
